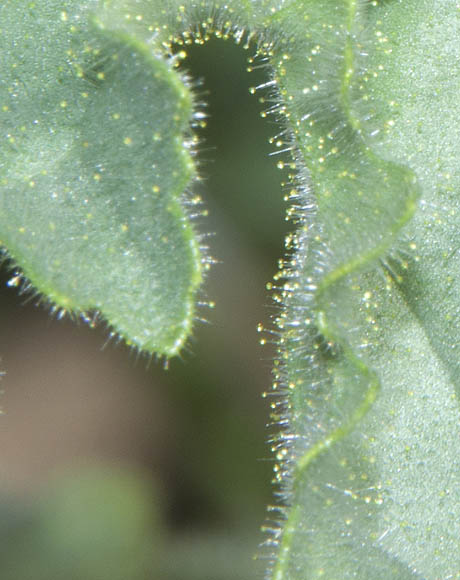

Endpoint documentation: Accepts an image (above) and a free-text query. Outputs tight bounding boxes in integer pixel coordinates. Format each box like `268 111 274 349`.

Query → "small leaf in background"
0 465 162 580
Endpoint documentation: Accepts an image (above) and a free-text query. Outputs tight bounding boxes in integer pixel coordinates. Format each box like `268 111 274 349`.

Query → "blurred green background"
0 38 289 580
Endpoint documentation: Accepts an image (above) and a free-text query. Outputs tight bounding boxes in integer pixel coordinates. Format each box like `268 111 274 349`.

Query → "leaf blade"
0 1 203 355
271 1 460 578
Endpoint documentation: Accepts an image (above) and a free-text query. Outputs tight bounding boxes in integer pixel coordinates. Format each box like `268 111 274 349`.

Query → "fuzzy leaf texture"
1 1 459 579
0 0 203 355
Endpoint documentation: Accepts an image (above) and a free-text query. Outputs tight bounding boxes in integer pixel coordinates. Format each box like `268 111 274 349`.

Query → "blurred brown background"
0 38 289 580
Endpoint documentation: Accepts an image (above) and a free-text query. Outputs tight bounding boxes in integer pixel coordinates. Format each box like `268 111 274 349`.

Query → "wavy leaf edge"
3 1 459 578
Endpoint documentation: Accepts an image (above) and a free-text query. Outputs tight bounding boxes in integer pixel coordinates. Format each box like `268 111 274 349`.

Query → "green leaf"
1 1 459 578
269 1 460 578
0 1 203 356
364 0 460 391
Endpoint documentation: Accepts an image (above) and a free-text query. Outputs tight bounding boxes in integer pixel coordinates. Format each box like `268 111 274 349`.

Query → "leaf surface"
1 1 459 578
0 1 202 355
270 1 460 578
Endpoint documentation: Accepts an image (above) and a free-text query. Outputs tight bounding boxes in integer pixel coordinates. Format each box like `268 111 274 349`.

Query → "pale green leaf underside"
270 2 460 579
1 1 459 579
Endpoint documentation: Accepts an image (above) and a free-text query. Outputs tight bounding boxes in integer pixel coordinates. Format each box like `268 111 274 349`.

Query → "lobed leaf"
269 1 460 578
1 1 459 579
0 1 203 356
